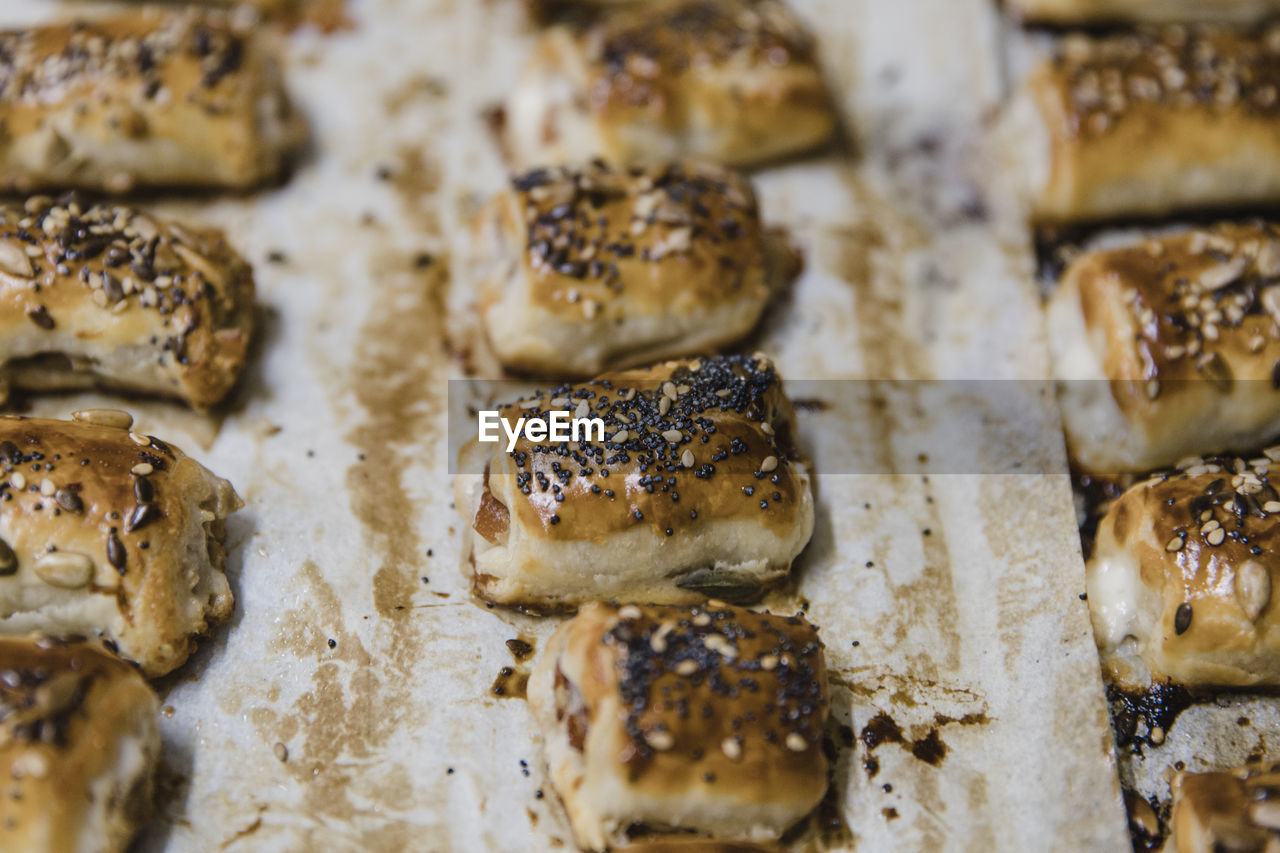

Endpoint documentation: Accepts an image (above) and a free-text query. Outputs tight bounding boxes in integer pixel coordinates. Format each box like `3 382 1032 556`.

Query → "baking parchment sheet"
2 0 1128 849
995 20 1280 819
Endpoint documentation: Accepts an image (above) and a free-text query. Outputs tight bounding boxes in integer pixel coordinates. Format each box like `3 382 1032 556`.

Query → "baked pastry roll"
473 161 769 377
1165 764 1280 853
0 10 305 193
1049 222 1280 474
528 602 828 850
1005 0 1280 24
1014 27 1280 222
0 414 239 677
454 354 814 609
0 636 160 853
1087 453 1280 689
0 194 255 412
620 842 781 853
505 0 836 170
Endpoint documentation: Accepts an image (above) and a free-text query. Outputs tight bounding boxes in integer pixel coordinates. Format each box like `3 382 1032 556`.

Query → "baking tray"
1 0 1130 849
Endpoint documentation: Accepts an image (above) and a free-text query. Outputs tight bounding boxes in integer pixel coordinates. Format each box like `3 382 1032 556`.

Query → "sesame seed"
662 429 683 443
131 463 154 476
71 409 133 430
1166 535 1184 552
674 660 698 676
681 449 695 468
1175 603 1193 635
760 455 778 473
1207 527 1226 546
129 432 150 446
721 737 743 760
646 730 674 751
704 634 735 658
38 478 54 497
785 733 808 752
618 605 641 620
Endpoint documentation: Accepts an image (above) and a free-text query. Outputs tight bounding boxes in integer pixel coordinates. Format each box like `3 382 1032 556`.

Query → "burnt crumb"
505 638 535 662
910 728 947 765
1107 681 1195 752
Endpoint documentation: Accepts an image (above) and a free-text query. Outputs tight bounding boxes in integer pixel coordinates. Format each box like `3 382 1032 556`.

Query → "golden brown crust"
497 161 764 318
476 160 769 376
0 10 305 193
1089 452 1280 687
1054 223 1280 473
1078 223 1280 414
1007 0 1280 24
0 636 160 853
490 355 803 541
1027 27 1280 221
0 415 240 677
0 194 254 411
508 0 835 169
1167 763 1280 853
529 602 828 849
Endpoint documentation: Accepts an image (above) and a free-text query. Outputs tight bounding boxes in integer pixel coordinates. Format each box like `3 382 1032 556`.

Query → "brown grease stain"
274 0 352 33
260 138 452 841
248 560 418 841
857 709 989 774
245 249 451 843
249 559 452 847
491 665 529 699
384 74 449 116
819 204 966 672
391 146 442 235
344 254 447 621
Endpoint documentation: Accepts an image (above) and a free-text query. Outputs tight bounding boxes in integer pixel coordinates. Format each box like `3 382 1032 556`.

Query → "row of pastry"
0 6 309 851
454 1 848 849
1006 2 1280 850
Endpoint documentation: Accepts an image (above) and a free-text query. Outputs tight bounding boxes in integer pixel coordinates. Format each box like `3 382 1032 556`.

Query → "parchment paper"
0 1 1131 849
